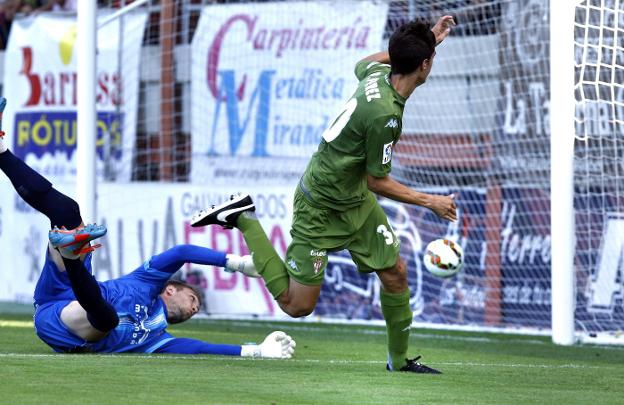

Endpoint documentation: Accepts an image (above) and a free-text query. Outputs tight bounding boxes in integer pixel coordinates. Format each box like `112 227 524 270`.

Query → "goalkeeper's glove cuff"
240 344 262 358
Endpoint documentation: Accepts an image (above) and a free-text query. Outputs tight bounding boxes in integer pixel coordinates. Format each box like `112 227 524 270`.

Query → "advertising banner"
5 181 620 330
190 1 388 184
1 11 146 182
497 0 550 183
0 182 293 318
316 188 553 329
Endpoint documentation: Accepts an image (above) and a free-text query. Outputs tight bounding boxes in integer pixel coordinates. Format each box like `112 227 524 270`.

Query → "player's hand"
259 331 296 359
431 15 456 45
428 193 457 222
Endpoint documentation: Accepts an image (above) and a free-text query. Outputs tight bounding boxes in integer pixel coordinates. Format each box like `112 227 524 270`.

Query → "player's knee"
281 300 314 318
286 305 314 318
379 258 408 292
394 258 408 286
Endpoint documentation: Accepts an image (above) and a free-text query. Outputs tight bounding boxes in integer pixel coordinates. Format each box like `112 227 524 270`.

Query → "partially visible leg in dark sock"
0 150 82 228
61 257 119 333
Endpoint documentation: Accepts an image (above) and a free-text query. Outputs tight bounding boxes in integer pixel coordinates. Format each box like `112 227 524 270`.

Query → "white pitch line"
213 321 624 350
4 318 624 352
0 353 608 369
175 321 550 347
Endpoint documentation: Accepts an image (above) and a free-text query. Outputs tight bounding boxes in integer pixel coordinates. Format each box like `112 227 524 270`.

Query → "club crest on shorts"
313 256 323 274
382 142 393 164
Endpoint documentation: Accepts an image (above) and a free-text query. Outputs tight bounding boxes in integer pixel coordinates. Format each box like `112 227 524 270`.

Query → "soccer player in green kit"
192 16 457 373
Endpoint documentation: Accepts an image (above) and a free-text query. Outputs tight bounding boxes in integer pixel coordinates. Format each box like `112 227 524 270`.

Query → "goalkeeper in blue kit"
0 98 295 357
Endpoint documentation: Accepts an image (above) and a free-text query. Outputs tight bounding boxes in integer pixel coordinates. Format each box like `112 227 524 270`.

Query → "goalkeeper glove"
225 254 260 278
240 331 296 359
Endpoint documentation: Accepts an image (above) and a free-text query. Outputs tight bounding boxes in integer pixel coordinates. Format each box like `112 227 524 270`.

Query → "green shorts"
285 186 400 285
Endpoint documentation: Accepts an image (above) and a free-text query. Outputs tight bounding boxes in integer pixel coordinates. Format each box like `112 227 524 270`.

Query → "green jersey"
301 60 406 211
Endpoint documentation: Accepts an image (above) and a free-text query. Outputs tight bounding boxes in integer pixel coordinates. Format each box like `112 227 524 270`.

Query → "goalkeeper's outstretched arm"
153 331 296 358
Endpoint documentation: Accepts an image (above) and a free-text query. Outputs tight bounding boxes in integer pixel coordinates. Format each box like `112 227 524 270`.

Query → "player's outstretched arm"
359 14 455 66
359 51 390 65
152 331 295 358
431 15 456 45
144 244 259 279
367 174 457 222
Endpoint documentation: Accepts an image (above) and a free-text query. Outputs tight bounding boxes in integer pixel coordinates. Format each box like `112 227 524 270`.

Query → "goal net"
574 0 624 343
4 0 622 343
94 0 558 333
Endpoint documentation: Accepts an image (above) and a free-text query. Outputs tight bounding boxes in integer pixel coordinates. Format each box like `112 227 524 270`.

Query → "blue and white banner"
190 1 388 183
1 179 621 329
1 11 146 182
0 181 292 318
316 187 553 329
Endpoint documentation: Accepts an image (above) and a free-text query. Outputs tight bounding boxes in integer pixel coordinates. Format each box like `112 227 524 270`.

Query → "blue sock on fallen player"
0 150 82 229
62 257 119 333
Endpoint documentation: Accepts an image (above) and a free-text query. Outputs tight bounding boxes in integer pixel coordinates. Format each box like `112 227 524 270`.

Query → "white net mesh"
12 1 620 338
574 0 624 340
90 0 558 329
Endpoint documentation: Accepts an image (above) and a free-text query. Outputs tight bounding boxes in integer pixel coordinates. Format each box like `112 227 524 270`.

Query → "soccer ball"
423 239 464 278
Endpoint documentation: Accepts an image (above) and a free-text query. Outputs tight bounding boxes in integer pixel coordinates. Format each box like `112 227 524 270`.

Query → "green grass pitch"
1 309 623 404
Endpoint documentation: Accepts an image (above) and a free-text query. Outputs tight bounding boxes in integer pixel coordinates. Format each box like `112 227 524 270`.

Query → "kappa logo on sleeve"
385 118 398 128
382 142 393 164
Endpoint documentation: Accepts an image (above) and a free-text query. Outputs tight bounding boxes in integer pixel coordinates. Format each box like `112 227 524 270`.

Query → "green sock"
380 288 412 370
237 212 289 299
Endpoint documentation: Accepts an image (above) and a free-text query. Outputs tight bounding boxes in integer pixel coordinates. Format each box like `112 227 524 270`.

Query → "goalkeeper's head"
388 20 436 81
160 280 204 324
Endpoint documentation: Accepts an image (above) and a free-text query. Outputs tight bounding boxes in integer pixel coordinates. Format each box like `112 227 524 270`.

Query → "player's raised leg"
49 224 120 338
191 194 320 317
192 194 290 298
0 98 82 230
0 97 121 339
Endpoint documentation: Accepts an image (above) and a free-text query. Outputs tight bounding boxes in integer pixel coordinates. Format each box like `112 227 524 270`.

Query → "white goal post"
550 0 577 345
76 0 97 225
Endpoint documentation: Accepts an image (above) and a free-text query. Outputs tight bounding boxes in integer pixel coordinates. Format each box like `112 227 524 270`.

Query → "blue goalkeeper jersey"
89 259 174 353
34 244 227 353
34 254 176 353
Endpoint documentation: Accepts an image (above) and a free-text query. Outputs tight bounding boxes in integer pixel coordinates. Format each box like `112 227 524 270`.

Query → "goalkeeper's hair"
163 280 203 309
388 20 436 75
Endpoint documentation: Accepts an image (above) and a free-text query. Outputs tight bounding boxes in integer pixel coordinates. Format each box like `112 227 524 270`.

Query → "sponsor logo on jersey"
310 249 327 257
385 118 398 128
382 142 393 164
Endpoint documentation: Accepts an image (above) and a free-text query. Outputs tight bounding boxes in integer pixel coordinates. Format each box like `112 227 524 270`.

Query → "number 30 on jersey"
322 98 357 143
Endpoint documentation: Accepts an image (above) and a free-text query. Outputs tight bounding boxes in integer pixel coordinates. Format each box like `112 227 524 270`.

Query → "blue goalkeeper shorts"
32 249 90 352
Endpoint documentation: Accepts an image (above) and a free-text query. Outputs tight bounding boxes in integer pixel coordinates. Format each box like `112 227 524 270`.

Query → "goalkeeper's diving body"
191 17 456 373
0 101 295 358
